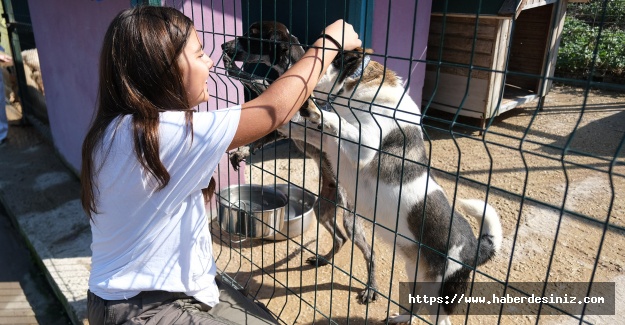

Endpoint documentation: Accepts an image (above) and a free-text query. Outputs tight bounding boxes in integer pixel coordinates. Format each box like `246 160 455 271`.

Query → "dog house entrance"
501 3 555 111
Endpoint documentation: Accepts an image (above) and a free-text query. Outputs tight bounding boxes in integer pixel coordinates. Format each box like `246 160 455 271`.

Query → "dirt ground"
210 84 625 324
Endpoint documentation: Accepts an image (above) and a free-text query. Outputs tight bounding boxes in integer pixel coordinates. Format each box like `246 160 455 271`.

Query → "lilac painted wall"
28 0 244 190
372 0 432 106
28 0 128 171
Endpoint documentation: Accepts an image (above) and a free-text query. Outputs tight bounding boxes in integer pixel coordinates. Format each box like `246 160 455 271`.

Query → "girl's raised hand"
320 20 362 52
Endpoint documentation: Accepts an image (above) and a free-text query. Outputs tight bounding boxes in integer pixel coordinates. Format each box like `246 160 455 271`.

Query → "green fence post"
0 0 30 125
131 0 161 6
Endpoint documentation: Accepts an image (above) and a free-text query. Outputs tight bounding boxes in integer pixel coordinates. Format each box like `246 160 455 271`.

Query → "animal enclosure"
166 0 622 324
423 0 577 126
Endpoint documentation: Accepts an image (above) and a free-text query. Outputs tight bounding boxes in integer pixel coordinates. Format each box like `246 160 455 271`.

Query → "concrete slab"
0 122 89 325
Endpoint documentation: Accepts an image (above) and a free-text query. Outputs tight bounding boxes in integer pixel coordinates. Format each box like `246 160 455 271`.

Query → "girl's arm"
228 20 361 150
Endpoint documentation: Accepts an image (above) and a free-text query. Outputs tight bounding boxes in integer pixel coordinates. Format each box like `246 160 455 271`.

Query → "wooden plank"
431 0 507 16
522 0 558 11
0 301 33 309
422 71 488 115
427 47 493 67
427 35 495 55
499 0 528 16
525 0 543 6
0 294 29 302
428 15 499 76
430 15 500 26
0 309 36 317
486 19 511 118
0 316 38 325
0 288 25 296
0 281 37 325
0 282 21 289
426 66 491 80
499 92 540 114
429 20 498 40
541 0 567 95
423 102 484 119
431 12 511 20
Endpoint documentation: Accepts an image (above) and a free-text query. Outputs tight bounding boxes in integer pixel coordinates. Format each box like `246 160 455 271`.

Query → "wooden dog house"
422 0 583 127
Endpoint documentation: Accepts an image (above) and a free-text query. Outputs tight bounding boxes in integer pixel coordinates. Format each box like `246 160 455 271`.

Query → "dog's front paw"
317 111 342 135
306 255 330 267
298 99 322 124
384 313 413 324
229 146 250 171
357 287 378 304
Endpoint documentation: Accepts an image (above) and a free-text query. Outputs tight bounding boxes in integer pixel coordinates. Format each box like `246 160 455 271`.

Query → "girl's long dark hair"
81 6 213 217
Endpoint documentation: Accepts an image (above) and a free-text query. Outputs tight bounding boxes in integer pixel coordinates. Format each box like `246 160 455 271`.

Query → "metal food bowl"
218 184 288 239
269 184 317 241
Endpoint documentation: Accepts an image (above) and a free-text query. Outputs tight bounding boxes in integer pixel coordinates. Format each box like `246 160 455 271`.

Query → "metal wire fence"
167 0 623 324
556 0 625 84
1 0 49 138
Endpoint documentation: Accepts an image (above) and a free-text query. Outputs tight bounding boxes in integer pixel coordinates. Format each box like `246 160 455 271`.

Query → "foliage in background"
567 0 625 25
556 0 625 81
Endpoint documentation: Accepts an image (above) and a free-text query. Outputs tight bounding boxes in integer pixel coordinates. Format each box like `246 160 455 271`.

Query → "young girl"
81 6 360 325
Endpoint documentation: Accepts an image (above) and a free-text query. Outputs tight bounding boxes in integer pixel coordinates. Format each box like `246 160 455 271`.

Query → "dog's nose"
221 39 237 55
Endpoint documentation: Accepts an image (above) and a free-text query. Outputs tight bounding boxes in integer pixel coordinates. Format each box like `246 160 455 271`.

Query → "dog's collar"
349 55 371 79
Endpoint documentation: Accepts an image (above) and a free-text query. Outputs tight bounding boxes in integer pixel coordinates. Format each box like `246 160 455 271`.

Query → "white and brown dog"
222 23 503 323
288 47 503 324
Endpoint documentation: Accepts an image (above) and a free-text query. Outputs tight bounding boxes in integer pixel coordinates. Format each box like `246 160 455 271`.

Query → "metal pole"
0 0 30 125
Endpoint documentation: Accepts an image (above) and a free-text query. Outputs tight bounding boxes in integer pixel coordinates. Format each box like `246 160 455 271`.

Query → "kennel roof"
431 0 587 17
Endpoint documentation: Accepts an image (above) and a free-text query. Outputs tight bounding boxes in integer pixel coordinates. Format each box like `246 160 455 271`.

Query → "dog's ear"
287 35 306 62
266 25 305 62
248 22 262 38
334 47 368 64
333 47 372 82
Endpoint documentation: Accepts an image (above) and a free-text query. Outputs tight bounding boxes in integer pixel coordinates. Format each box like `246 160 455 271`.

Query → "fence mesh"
557 0 625 84
166 0 623 324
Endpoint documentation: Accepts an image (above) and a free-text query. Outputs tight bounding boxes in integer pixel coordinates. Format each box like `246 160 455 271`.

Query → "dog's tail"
457 199 503 265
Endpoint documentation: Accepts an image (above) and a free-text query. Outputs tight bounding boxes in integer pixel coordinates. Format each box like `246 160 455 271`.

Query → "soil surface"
211 85 624 324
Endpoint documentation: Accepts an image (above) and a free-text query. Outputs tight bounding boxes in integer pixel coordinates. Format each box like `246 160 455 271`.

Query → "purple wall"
28 0 128 171
372 0 432 106
28 0 244 190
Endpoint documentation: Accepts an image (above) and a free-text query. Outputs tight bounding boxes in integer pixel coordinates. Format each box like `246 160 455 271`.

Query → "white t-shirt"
88 106 241 306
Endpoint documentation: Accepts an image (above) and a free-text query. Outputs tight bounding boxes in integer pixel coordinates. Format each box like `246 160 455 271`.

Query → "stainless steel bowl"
269 184 317 241
218 184 288 238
